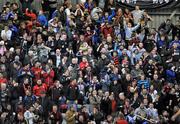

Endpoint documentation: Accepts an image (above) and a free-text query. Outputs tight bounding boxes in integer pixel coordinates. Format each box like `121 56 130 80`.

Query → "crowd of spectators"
0 0 180 124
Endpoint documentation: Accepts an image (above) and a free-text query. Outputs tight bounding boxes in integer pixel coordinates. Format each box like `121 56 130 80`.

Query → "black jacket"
100 97 112 116
109 82 122 98
66 85 79 101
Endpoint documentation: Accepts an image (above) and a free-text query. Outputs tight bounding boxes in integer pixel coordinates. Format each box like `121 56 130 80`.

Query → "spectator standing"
19 0 34 12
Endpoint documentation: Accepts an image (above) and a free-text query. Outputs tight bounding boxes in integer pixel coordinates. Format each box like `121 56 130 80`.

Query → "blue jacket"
23 95 36 107
101 10 115 24
38 14 48 26
9 25 18 33
137 79 150 90
157 40 166 48
92 28 101 44
169 40 180 49
166 69 176 83
84 2 94 10
5 11 15 20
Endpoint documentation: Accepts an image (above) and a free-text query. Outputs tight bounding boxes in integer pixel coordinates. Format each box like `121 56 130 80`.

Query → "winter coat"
137 79 150 91
25 9 37 21
31 67 42 82
37 14 48 26
110 82 122 98
166 69 176 83
42 69 55 87
33 83 47 97
0 78 7 84
66 84 79 101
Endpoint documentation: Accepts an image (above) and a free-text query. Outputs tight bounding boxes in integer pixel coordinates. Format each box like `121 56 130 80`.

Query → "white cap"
9 47 14 52
119 92 124 96
15 55 20 60
0 40 4 45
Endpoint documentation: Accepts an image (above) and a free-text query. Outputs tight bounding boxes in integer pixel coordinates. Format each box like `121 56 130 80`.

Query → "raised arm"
74 9 84 17
131 23 140 32
108 9 116 21
171 109 180 122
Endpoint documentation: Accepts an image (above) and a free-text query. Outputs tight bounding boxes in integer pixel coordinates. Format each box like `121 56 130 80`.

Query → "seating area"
0 0 180 124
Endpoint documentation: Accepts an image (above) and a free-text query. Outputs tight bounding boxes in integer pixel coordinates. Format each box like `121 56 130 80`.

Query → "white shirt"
1 30 12 41
56 55 61 67
24 110 34 124
65 8 71 19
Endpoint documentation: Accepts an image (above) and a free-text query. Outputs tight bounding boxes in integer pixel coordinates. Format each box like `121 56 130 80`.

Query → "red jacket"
112 56 119 65
0 78 7 84
33 83 47 96
42 70 55 87
111 99 117 112
26 21 40 31
79 62 89 70
101 26 113 38
116 119 128 124
25 9 37 21
31 67 42 82
84 32 93 45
